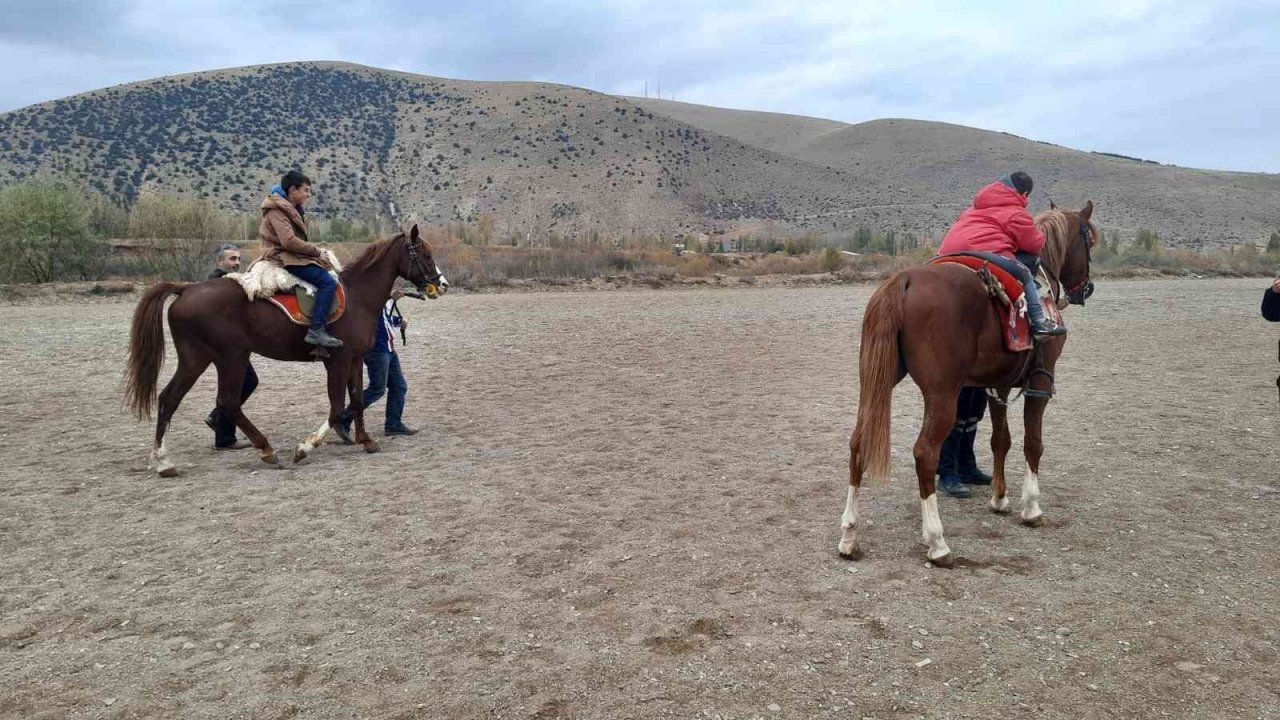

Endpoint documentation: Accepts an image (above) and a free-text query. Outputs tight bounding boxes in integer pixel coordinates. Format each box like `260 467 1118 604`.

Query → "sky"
1 0 1277 173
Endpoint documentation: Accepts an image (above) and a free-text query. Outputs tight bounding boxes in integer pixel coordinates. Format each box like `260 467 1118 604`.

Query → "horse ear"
410 224 420 242
1081 201 1094 221
1049 199 1057 210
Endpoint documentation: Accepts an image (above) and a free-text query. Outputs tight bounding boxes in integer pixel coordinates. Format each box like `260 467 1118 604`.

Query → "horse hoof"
293 447 308 464
261 451 279 465
837 543 863 561
989 498 1011 515
157 465 180 478
363 441 381 454
1022 515 1046 528
928 553 956 569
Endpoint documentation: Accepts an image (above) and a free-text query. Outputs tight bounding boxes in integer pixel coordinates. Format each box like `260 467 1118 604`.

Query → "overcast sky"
1 0 1276 173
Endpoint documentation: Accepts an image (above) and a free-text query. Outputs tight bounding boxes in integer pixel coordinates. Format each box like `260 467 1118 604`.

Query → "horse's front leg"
1020 395 1049 526
294 359 349 463
987 390 1012 514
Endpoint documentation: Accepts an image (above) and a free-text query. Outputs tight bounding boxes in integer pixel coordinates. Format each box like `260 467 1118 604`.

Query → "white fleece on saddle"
226 249 343 301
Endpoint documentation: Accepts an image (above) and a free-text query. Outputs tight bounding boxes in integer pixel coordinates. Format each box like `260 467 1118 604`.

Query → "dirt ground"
1 278 1277 720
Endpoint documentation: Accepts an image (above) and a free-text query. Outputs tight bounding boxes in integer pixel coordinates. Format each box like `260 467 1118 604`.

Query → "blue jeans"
285 263 338 331
339 352 407 431
961 251 1049 323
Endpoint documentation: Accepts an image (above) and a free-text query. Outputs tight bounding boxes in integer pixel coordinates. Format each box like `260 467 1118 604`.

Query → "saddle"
266 283 347 326
930 254 1061 352
225 259 347 326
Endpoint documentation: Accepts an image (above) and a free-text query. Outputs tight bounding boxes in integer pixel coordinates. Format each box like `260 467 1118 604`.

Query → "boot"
936 431 971 498
955 429 993 485
305 327 344 348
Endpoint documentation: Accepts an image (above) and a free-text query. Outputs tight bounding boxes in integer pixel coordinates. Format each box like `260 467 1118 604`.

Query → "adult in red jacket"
939 171 1064 337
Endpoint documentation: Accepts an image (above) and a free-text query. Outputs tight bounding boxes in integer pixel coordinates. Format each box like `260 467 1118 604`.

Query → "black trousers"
210 363 259 447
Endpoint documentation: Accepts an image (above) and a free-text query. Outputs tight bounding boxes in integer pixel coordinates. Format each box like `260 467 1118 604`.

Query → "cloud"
0 0 1275 172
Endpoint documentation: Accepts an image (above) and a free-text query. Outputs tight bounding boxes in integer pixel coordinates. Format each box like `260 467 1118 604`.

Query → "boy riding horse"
260 170 343 349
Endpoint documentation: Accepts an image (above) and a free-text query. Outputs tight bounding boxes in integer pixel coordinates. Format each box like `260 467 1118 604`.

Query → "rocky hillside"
2 61 1277 248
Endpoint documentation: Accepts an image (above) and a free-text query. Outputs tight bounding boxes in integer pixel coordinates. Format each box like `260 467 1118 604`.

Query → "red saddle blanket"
930 254 1036 352
265 284 348 327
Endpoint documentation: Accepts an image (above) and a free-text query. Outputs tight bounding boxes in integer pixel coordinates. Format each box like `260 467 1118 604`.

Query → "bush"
0 181 106 283
819 247 845 273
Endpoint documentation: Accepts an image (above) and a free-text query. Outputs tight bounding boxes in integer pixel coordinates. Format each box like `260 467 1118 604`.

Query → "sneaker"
204 412 217 431
1031 317 1067 337
215 439 252 451
304 328 344 348
333 422 354 445
938 474 972 498
384 426 419 436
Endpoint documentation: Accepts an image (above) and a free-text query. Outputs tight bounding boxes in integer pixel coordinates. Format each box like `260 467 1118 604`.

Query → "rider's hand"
391 289 405 301
1272 277 1280 293
401 319 410 331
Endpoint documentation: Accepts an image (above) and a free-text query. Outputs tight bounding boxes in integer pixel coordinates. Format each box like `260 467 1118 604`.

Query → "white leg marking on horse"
837 486 860 556
921 494 951 560
989 493 1010 512
298 421 330 454
1021 467 1043 522
154 439 175 475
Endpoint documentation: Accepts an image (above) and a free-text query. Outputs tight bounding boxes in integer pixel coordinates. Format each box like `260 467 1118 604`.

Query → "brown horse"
124 225 446 476
838 203 1097 566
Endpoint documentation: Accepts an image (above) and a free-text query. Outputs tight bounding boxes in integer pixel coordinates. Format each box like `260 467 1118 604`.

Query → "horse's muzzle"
1067 281 1094 306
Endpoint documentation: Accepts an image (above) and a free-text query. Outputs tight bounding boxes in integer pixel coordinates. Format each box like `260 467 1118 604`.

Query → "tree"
0 181 102 283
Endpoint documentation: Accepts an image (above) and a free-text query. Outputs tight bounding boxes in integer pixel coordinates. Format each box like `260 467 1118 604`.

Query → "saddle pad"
266 284 347 326
931 254 1033 352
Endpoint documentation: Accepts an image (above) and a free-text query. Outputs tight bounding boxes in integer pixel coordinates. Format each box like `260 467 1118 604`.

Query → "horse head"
1051 201 1097 307
398 225 449 298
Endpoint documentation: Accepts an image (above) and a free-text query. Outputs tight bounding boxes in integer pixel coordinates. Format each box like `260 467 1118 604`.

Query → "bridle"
1062 221 1095 305
405 236 444 291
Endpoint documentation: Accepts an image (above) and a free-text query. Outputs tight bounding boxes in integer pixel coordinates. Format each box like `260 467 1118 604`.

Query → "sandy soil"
0 278 1277 719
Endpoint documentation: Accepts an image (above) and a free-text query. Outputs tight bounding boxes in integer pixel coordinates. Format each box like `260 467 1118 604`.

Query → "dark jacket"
1263 288 1280 322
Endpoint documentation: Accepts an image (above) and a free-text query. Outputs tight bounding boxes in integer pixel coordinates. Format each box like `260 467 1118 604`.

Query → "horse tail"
853 272 909 484
123 282 189 420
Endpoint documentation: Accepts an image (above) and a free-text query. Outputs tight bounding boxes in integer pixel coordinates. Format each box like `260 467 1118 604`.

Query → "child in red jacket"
939 172 1065 337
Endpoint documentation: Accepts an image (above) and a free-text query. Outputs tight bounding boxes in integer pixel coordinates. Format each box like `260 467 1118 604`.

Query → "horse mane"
1034 210 1071 277
343 232 405 274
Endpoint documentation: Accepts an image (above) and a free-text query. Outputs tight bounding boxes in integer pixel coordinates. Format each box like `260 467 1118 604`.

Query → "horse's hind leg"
914 388 960 567
987 390 1012 514
153 343 210 478
1020 396 1049 527
838 430 865 560
214 355 278 465
348 359 378 453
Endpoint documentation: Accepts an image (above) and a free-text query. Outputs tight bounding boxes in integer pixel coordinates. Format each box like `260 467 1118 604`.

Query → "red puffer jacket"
938 181 1044 258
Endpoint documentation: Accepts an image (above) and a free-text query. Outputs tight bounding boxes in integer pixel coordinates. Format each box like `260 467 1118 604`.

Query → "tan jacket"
258 194 331 269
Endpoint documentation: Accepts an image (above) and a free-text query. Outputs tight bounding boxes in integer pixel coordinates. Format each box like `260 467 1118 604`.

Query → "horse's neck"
341 260 398 315
1040 237 1066 302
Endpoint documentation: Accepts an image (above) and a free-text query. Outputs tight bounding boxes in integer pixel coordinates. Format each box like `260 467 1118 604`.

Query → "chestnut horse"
124 225 446 476
838 203 1097 566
